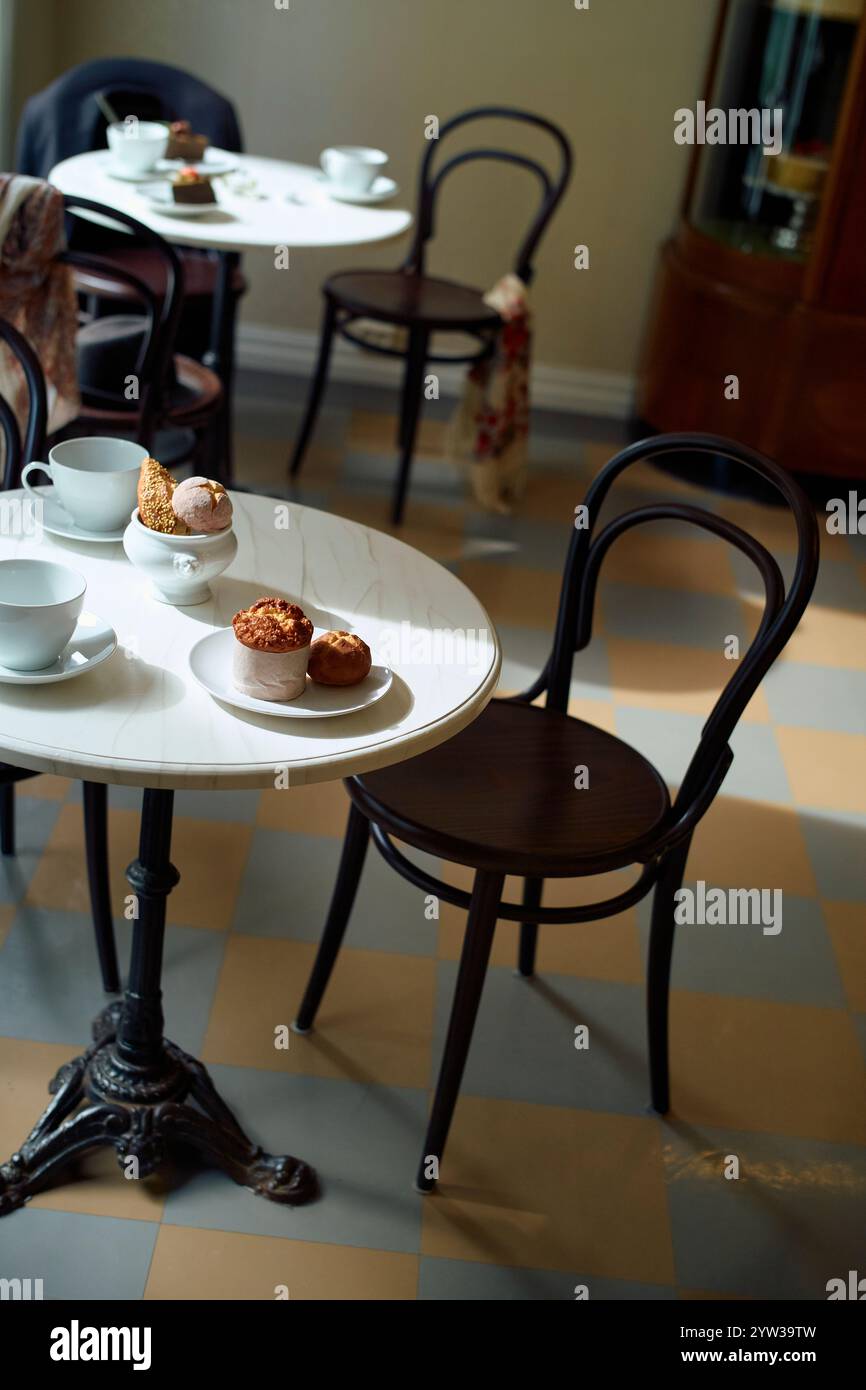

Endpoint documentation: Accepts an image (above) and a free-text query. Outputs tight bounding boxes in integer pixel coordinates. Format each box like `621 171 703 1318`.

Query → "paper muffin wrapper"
232 640 311 701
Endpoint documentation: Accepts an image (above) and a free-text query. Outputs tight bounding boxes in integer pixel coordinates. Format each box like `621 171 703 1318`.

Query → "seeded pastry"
137 457 186 534
232 598 314 701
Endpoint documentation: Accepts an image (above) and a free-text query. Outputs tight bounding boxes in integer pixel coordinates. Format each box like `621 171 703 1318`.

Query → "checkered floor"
1 379 865 1300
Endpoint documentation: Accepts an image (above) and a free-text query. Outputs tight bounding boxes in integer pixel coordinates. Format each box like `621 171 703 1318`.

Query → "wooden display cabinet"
638 0 866 479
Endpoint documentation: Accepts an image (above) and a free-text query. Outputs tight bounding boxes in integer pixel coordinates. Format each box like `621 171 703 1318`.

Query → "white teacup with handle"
22 437 146 533
0 559 86 670
320 145 388 195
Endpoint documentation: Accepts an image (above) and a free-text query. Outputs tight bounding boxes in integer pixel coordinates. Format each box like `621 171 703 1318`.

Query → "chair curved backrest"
524 432 820 856
0 319 48 490
16 56 243 178
402 106 573 284
60 196 185 444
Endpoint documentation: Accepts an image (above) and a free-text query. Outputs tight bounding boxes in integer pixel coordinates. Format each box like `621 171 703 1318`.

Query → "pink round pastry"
172 476 232 533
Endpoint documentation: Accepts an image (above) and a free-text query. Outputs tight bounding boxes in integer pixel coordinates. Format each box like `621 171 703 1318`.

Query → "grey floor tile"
496 624 609 702
0 1208 158 1300
463 513 571 573
0 909 225 1052
600 582 749 653
799 809 866 901
636 894 845 1007
233 828 438 954
663 1121 866 1300
419 1256 675 1300
0 796 63 906
763 663 866 736
162 1067 428 1252
434 964 648 1114
612 709 793 804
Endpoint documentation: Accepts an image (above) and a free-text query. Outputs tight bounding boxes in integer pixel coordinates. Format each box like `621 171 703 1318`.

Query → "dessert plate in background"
0 613 117 685
156 149 238 177
188 626 393 719
137 186 223 218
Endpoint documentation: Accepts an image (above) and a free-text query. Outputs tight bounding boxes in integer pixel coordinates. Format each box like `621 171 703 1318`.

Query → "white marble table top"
0 491 500 790
49 151 413 252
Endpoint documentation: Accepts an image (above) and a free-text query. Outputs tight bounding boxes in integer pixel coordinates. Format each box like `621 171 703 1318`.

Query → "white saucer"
138 187 222 218
0 613 117 685
188 626 393 719
27 486 127 544
104 148 237 182
319 175 399 205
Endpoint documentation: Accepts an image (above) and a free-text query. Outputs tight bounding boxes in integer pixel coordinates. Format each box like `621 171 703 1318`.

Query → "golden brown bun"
308 630 372 686
137 458 187 534
232 597 313 653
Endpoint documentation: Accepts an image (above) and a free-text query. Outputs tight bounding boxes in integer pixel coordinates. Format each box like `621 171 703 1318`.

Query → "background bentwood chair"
294 433 820 1191
60 197 226 479
0 318 119 994
288 106 573 523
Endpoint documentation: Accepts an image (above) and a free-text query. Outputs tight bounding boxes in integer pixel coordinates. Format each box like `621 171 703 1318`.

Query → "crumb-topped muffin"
232 598 314 700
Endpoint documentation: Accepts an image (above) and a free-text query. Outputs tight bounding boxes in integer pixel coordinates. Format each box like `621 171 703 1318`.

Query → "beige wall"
15 0 716 376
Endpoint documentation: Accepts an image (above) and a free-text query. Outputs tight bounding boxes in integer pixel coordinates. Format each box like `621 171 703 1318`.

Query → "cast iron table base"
0 789 318 1216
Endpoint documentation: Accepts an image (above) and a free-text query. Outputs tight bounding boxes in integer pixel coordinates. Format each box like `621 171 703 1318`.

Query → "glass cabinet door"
691 0 862 261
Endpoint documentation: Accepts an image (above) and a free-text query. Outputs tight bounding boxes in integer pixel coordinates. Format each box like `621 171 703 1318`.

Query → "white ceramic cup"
22 437 146 533
106 119 169 173
0 559 86 670
320 145 388 195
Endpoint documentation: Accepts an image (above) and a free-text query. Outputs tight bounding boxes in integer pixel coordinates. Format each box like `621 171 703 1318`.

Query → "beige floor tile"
347 409 448 455
668 991 866 1144
780 602 866 672
421 1096 674 1283
145 1225 418 1299
600 533 736 597
823 901 866 1013
257 779 351 837
0 1037 166 1220
202 935 435 1088
518 470 591 524
686 797 817 895
437 864 643 981
775 728 866 814
456 561 561 628
608 639 769 722
0 904 15 950
15 775 71 801
25 805 250 931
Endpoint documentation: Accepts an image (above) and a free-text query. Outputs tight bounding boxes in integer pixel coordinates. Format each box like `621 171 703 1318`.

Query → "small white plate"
104 148 237 182
319 174 399 205
188 626 393 719
138 186 222 217
27 486 126 544
0 613 117 685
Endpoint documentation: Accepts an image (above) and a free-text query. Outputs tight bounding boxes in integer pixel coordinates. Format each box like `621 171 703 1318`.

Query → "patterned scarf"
0 174 80 443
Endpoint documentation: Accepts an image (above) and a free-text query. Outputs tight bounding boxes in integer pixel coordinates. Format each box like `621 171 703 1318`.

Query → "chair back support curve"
0 319 48 489
60 196 185 446
529 432 820 856
402 106 573 284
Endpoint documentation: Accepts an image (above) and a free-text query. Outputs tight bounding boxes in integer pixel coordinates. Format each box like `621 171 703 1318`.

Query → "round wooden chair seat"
76 355 222 431
350 700 671 877
72 246 247 303
325 270 502 331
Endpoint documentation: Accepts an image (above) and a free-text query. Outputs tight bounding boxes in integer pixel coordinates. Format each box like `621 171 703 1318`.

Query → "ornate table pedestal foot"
0 789 318 1217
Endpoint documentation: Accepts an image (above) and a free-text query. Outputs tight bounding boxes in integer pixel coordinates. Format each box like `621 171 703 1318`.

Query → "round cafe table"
0 490 499 1213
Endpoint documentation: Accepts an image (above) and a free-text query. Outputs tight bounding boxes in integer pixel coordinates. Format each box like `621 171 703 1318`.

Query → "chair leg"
0 784 14 856
517 877 543 977
288 298 338 478
646 835 693 1114
416 869 504 1193
391 328 429 526
293 802 370 1032
82 782 120 995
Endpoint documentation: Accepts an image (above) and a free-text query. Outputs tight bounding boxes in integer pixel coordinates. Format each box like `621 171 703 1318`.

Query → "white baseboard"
236 322 636 419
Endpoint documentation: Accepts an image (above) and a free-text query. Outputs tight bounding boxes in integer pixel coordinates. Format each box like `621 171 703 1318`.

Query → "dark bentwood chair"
0 318 119 993
293 433 820 1191
60 197 226 479
289 106 573 523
